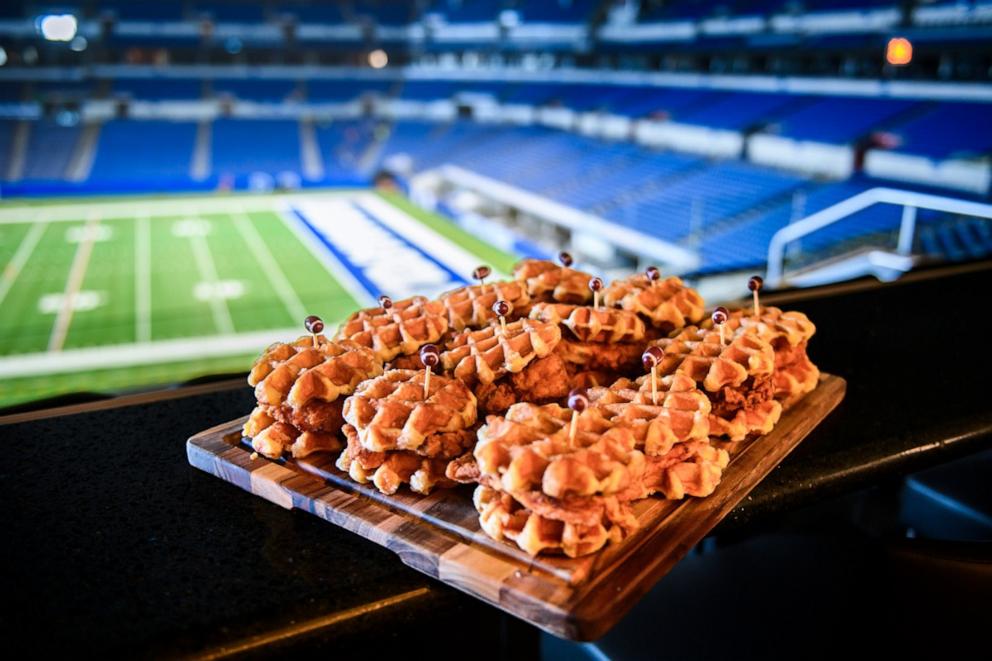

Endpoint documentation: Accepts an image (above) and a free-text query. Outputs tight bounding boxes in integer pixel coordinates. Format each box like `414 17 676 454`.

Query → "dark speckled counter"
2 263 990 655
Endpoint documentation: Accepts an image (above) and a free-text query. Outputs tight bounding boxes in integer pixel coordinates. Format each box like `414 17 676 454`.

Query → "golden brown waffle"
512 259 594 304
342 369 477 453
474 485 637 558
334 296 449 362
243 406 342 460
474 403 646 499
603 274 705 331
529 302 646 344
773 347 820 407
650 326 775 393
554 338 644 374
250 338 382 410
649 326 781 440
704 307 819 406
633 440 729 500
336 425 461 495
441 318 561 385
586 374 712 456
437 280 531 331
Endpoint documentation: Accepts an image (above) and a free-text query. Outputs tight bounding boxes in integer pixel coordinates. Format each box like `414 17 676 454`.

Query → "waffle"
554 338 644 374
250 338 382 411
441 317 561 385
586 374 712 456
650 326 781 440
342 369 478 453
603 274 705 332
529 302 646 344
474 485 638 558
512 258 594 305
243 406 342 460
335 296 449 362
336 424 462 495
650 326 775 393
437 280 531 331
474 403 645 499
704 307 819 406
633 440 730 500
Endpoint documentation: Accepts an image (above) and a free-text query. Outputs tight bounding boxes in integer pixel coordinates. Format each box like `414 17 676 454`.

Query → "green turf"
0 190 519 412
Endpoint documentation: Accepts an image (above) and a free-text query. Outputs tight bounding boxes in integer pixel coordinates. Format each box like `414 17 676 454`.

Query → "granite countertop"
3 264 990 655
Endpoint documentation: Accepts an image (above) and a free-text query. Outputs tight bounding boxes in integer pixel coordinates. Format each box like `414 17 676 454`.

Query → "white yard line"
0 327 302 379
186 210 235 335
135 213 152 344
232 209 308 323
0 218 47 308
47 213 100 352
277 205 377 307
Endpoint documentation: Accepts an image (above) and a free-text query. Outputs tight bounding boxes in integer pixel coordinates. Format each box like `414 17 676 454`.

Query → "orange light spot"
886 37 912 66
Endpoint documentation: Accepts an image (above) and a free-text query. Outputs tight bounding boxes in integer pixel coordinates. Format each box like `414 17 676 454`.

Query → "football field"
0 189 517 410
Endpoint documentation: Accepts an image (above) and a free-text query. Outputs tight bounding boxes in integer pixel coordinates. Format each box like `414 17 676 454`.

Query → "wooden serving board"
187 374 844 640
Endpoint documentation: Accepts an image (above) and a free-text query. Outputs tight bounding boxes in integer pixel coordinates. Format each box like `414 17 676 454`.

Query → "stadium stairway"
192 121 211 181
66 123 100 182
5 121 29 181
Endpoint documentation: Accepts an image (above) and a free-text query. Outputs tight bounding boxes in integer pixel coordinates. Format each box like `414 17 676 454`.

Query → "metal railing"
766 187 992 288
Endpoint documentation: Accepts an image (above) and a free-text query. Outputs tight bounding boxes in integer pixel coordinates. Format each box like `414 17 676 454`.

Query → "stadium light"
0 47 7 67
886 37 912 66
369 49 388 69
39 14 78 42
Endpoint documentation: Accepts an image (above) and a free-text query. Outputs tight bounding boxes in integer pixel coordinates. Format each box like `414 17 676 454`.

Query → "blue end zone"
289 206 383 300
349 200 467 286
290 200 468 303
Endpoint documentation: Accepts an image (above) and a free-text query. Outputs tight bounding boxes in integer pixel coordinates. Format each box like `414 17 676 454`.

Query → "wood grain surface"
187 374 845 640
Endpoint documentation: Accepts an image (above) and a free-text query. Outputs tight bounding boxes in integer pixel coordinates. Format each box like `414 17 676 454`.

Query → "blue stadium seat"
0 120 16 178
22 121 79 180
314 119 375 177
211 79 300 102
211 118 301 177
770 97 918 144
517 0 597 23
307 79 395 101
193 1 266 22
89 120 198 182
673 92 807 130
113 78 203 100
354 0 418 25
100 1 185 20
428 0 503 22
883 102 992 160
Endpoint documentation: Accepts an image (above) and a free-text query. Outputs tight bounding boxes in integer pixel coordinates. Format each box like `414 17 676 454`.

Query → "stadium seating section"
1 73 989 273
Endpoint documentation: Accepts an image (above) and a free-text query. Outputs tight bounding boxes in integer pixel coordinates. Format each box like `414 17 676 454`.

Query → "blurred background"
0 0 990 411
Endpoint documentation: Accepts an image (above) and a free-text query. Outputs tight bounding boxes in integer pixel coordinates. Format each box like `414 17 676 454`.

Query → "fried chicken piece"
386 352 425 371
708 374 776 420
445 452 481 483
509 353 571 402
474 381 519 415
554 339 645 374
474 354 572 414
264 398 345 435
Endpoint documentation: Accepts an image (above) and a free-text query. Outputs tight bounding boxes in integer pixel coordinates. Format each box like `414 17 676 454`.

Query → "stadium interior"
1 1 990 658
